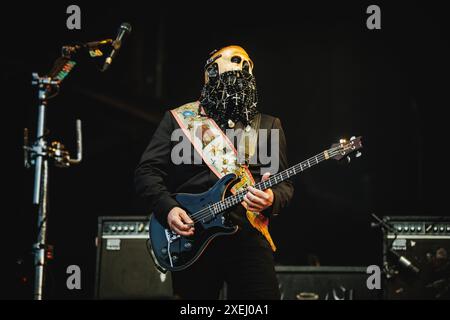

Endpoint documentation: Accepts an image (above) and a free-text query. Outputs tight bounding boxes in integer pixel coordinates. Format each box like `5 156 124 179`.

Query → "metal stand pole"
34 159 48 300
33 95 47 205
33 87 49 300
25 74 83 300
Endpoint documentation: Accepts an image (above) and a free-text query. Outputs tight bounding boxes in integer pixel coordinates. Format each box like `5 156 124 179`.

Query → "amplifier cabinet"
95 216 173 300
383 216 450 300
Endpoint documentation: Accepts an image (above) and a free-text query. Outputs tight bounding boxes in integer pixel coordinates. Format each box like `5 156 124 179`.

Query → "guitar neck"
254 150 333 191
218 148 337 212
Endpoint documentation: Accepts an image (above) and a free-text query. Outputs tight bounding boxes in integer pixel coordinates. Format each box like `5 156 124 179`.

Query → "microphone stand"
24 44 91 300
24 32 122 300
370 214 398 279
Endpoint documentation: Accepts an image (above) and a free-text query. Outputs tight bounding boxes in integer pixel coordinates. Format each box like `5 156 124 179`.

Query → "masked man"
135 45 294 299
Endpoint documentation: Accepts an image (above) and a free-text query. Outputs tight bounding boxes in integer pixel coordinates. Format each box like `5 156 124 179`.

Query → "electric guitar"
149 137 363 272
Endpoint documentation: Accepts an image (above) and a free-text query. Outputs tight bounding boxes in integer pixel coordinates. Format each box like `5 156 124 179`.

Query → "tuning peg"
356 151 362 158
350 136 356 141
346 156 351 163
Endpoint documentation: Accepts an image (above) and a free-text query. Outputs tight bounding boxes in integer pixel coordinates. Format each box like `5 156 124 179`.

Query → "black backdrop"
2 2 449 299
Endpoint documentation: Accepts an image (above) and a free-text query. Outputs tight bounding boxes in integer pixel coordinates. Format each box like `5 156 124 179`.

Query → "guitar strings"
189 151 335 223
189 148 343 223
188 148 345 224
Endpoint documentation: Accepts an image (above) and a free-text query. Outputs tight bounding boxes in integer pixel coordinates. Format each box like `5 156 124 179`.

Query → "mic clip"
61 39 114 58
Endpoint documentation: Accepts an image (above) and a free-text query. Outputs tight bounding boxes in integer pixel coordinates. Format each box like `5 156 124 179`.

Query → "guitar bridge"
164 229 180 268
165 229 180 242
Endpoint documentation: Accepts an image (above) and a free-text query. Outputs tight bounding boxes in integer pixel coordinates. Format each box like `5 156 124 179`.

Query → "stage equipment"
276 266 379 300
95 216 173 300
380 216 450 300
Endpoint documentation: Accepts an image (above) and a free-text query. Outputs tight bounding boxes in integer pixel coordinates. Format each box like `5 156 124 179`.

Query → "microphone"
390 250 420 274
102 22 132 72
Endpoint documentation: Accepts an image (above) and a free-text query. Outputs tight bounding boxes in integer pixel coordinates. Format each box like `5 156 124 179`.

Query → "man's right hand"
167 207 195 236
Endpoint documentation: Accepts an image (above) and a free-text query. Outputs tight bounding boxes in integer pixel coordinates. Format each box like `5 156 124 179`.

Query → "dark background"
1 2 448 299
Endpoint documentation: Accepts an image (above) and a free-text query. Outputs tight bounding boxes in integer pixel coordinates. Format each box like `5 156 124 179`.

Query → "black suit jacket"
135 108 294 244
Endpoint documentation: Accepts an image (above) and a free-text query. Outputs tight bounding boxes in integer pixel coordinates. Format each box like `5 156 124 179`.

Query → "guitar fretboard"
205 147 341 217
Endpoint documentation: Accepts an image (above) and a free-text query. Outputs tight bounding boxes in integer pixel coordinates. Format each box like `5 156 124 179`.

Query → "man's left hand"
243 173 274 213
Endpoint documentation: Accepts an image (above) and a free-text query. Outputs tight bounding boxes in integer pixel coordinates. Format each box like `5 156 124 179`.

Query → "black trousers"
172 229 280 300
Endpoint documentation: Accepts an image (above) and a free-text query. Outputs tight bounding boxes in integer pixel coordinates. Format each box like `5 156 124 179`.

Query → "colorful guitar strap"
171 101 276 251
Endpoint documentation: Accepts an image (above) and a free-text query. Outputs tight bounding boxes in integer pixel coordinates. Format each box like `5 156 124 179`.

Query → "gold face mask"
204 46 254 84
201 45 258 129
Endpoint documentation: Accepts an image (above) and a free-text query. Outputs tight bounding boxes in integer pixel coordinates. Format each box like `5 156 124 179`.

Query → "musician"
135 46 294 300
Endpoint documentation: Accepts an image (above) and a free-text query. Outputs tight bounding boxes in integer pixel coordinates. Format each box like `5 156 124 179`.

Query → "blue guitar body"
149 174 239 272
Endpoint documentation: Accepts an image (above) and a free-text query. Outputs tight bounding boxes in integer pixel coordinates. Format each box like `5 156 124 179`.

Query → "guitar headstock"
329 136 363 161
